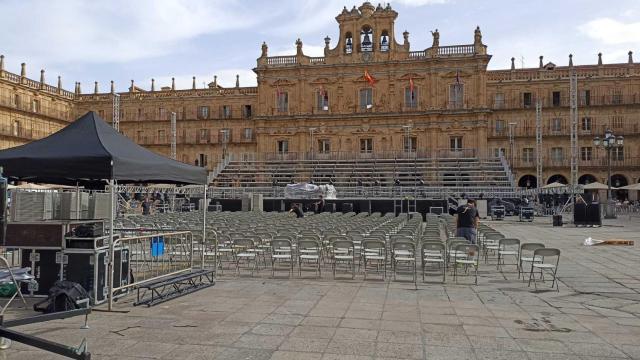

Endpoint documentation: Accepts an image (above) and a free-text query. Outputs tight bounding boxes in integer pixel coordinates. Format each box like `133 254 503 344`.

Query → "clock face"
362 51 373 62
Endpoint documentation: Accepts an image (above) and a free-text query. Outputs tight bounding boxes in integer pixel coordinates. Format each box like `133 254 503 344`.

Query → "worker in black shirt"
455 199 479 244
314 195 326 214
289 203 304 218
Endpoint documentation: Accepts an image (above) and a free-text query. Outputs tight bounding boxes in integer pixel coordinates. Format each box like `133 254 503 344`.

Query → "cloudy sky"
1 0 638 91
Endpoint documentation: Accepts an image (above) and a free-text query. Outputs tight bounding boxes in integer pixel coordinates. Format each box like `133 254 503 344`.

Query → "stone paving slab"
2 216 640 359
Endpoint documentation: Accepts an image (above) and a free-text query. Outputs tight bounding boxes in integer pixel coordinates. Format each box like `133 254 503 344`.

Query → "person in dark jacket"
455 199 479 244
289 203 304 218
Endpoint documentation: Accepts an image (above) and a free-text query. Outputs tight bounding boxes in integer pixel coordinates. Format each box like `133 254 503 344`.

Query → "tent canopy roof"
0 111 207 185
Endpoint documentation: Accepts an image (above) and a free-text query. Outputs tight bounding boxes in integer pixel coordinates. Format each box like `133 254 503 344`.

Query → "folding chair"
271 239 294 278
233 238 258 276
518 243 545 280
331 239 355 279
298 239 321 278
421 241 446 283
497 238 520 272
453 244 480 285
528 248 560 291
392 241 416 282
362 239 386 280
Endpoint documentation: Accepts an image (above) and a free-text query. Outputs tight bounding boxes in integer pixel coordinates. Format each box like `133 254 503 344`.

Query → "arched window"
380 30 389 52
344 32 353 54
360 26 373 52
12 120 19 136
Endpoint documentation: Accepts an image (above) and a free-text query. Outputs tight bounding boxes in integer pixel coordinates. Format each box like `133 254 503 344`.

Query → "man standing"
315 195 326 214
455 199 479 244
289 203 304 218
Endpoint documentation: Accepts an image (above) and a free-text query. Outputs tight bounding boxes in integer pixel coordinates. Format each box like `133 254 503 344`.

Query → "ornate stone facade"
0 2 638 197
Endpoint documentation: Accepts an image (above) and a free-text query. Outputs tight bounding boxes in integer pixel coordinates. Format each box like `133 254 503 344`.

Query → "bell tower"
325 2 402 63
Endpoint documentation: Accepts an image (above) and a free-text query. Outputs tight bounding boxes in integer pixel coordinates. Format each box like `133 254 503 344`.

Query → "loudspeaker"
252 194 263 212
241 193 253 212
21 249 62 296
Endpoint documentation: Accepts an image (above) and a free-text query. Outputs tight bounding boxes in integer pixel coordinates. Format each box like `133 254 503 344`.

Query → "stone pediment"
271 79 296 87
398 73 424 80
309 77 335 85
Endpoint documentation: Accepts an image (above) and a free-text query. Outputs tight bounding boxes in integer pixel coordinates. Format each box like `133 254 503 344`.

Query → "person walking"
289 203 304 218
455 199 479 244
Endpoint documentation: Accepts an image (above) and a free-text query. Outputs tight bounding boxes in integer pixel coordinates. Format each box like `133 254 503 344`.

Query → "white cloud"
0 0 263 64
579 18 640 45
393 0 450 6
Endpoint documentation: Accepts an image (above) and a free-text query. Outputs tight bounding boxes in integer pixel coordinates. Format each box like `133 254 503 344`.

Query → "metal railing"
228 149 482 162
109 231 197 298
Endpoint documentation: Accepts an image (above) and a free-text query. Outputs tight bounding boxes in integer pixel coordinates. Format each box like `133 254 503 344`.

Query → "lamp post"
593 129 624 219
309 127 316 160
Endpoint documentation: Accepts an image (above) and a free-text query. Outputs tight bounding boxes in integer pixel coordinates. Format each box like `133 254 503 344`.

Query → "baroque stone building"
0 2 638 197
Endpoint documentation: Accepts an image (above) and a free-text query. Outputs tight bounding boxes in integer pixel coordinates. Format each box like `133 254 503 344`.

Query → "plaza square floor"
3 214 640 360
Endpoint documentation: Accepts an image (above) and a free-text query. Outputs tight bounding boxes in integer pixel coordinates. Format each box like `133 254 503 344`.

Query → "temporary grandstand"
210 150 517 200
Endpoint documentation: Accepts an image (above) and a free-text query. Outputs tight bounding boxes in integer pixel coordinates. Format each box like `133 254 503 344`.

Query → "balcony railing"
437 44 475 56
0 94 73 121
489 122 640 138
487 64 639 82
0 69 75 99
266 56 297 66
491 94 640 110
510 156 640 169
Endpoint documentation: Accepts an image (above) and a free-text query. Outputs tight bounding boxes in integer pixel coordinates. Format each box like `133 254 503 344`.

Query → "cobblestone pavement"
3 215 640 359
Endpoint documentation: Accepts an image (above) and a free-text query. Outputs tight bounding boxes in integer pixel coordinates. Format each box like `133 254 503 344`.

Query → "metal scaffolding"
170 112 177 160
535 99 542 190
569 69 579 187
112 93 120 131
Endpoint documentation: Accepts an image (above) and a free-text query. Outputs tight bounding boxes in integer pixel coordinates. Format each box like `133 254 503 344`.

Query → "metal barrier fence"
109 231 197 299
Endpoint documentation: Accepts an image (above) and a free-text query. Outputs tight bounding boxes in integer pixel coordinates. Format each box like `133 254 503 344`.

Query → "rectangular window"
199 129 209 142
13 94 20 107
580 89 591 106
450 136 463 151
612 147 624 161
198 106 209 119
495 119 505 133
494 93 505 109
449 83 464 109
404 87 417 108
219 129 230 143
222 105 232 119
581 117 592 132
243 128 253 140
277 92 288 112
318 139 330 154
522 148 534 162
611 116 623 129
551 147 564 162
493 148 505 158
403 136 417 152
523 92 532 108
277 140 289 153
32 99 40 113
243 105 252 118
359 88 373 109
317 90 329 111
158 129 165 142
159 107 166 120
136 130 143 142
612 91 623 104
580 147 592 161
137 108 143 121
552 91 561 107
360 138 373 153
551 118 562 132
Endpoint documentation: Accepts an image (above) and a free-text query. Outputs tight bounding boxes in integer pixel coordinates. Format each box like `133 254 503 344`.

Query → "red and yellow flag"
364 70 376 87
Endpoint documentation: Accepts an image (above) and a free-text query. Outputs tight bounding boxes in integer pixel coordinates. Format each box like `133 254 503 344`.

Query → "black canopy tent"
0 111 209 310
0 111 207 185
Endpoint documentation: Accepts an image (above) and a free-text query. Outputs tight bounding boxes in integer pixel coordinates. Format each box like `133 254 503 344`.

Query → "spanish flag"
409 77 415 99
364 70 376 87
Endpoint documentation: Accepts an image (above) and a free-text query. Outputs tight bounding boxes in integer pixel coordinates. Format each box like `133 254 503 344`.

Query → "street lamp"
593 129 624 219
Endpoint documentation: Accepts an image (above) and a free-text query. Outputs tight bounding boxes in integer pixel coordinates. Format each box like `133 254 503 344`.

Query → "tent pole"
75 182 80 219
107 179 115 311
